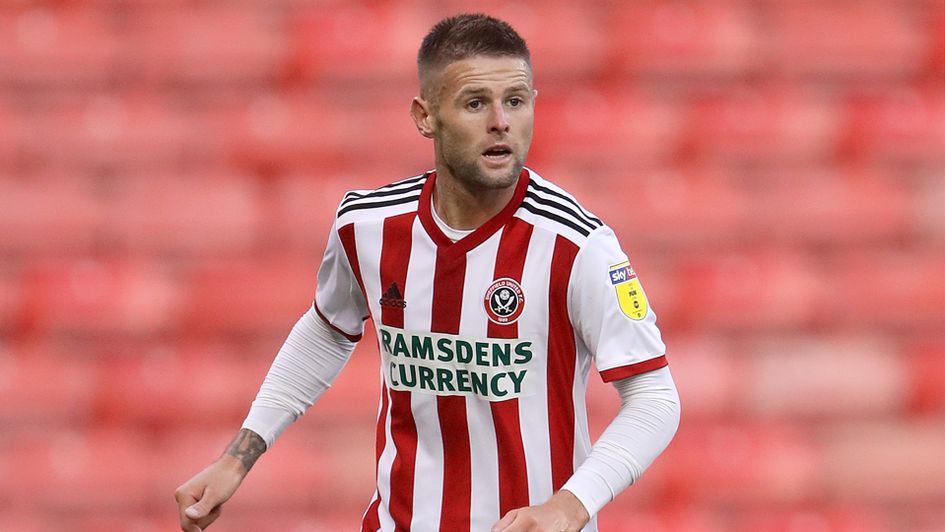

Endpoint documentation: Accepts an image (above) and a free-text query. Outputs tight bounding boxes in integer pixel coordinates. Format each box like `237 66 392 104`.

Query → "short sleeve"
313 219 369 342
569 226 667 382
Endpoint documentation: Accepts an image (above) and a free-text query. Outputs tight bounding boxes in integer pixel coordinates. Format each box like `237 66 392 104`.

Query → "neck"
432 170 519 230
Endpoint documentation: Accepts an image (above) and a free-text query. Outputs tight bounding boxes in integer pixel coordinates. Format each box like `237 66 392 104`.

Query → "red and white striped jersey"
314 167 667 532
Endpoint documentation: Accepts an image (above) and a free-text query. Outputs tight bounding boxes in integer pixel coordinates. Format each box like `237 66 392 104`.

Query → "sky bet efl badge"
484 278 525 325
609 261 648 320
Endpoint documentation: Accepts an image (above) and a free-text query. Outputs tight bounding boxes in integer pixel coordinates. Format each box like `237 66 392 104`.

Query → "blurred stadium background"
0 1 943 531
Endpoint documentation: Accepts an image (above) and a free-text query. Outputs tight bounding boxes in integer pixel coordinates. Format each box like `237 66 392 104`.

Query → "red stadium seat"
0 513 45 532
654 336 740 420
768 2 927 77
180 256 314 334
285 3 421 82
131 5 283 83
487 2 607 79
822 420 945 501
904 340 945 414
0 2 942 528
0 429 151 510
669 250 824 331
684 87 843 163
743 337 910 418
841 86 945 163
0 268 24 332
659 422 819 503
604 2 760 77
0 343 97 426
824 251 945 329
0 175 103 253
0 7 120 85
106 173 262 253
93 341 268 427
21 258 183 336
532 87 684 166
741 167 913 244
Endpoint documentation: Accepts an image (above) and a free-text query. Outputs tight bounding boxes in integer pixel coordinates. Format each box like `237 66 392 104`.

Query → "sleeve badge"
608 261 649 320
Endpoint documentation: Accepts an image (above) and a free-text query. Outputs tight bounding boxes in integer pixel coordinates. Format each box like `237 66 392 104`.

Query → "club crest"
484 278 525 325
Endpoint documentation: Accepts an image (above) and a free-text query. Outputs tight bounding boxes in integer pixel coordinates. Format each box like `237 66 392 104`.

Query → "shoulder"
335 171 429 226
516 167 606 246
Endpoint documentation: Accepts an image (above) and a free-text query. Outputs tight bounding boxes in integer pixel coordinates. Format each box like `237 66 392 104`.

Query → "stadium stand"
0 1 942 531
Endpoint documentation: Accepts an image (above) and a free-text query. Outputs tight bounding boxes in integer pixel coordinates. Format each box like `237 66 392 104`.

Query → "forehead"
436 56 532 96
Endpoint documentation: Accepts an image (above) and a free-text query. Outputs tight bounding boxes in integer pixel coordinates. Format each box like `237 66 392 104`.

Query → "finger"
176 485 202 529
185 489 221 521
195 505 223 529
491 509 518 532
178 496 200 531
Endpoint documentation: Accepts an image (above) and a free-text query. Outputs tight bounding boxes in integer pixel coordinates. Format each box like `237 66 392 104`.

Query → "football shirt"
314 167 667 532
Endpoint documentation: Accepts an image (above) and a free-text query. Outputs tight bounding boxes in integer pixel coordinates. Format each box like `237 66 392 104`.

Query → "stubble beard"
438 140 526 192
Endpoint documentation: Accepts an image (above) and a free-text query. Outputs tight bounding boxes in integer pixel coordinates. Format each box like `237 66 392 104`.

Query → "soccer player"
176 13 680 532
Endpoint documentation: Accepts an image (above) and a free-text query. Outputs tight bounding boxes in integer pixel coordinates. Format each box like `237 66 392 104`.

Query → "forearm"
220 428 268 475
241 305 357 447
562 365 680 517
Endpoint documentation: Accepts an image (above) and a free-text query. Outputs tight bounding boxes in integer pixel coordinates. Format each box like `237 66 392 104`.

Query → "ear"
410 97 436 138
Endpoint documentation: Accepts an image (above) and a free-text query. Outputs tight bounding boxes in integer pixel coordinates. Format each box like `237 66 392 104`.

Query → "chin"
479 163 524 189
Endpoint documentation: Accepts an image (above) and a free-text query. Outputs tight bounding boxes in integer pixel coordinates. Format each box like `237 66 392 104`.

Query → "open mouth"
482 145 512 161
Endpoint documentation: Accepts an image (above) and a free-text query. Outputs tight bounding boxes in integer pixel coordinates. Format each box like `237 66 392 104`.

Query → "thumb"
491 509 517 532
185 494 217 520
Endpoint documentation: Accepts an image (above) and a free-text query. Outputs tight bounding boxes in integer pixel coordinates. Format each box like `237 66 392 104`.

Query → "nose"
488 104 510 134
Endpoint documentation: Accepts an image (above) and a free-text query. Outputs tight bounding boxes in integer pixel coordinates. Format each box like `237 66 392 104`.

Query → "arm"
175 306 357 531
492 366 680 532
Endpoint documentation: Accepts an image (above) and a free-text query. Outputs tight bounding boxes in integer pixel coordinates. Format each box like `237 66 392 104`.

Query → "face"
412 55 536 192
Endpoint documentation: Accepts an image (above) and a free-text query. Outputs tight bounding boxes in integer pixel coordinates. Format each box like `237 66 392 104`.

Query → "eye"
508 97 523 107
467 99 483 110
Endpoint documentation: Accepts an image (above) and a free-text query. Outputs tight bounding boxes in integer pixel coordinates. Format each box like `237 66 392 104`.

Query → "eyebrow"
456 84 531 99
456 87 491 99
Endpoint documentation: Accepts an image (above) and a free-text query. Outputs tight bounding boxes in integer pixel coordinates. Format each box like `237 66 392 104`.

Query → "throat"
430 197 475 242
431 182 515 231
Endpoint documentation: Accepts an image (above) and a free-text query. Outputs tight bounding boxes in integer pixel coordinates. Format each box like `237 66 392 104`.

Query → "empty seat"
0 429 152 510
129 5 283 84
105 173 262 253
0 175 103 253
181 257 315 334
604 2 761 77
684 87 843 163
285 3 420 82
841 86 945 163
768 2 926 77
824 251 945 329
94 342 266 427
22 258 183 336
659 422 819 503
744 336 910 418
0 7 120 85
0 343 97 427
823 420 945 501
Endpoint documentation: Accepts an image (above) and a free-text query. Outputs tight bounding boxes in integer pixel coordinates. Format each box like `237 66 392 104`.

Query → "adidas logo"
379 282 407 309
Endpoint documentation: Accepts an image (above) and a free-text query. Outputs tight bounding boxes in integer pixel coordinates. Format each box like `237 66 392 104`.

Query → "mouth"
481 144 513 166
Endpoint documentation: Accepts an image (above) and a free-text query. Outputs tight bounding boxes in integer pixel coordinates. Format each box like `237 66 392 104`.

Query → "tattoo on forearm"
224 429 267 472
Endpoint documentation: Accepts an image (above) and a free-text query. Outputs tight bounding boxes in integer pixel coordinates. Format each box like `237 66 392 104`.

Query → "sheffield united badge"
484 278 525 324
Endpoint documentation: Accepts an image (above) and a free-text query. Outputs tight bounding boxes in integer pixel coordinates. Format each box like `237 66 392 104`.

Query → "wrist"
221 428 267 474
215 453 252 476
551 489 590 529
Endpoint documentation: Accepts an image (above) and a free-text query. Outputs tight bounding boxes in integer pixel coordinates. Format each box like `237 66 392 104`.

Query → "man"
176 13 680 532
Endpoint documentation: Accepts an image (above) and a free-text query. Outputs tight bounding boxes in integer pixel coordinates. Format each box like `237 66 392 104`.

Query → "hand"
491 490 590 532
175 429 266 531
174 455 246 532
